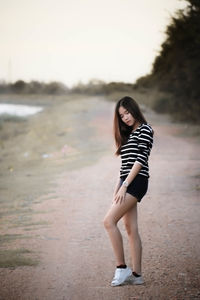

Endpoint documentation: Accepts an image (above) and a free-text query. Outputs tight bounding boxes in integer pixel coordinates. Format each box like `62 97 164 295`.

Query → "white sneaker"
126 273 144 285
111 267 132 286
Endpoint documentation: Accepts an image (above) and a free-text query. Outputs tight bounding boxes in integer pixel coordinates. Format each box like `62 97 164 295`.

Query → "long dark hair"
113 96 147 155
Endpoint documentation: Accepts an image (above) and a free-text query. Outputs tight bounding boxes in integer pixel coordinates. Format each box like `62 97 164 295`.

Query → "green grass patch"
23 227 45 231
0 207 33 218
9 219 49 229
22 220 49 227
0 114 27 122
0 115 27 131
0 248 38 268
0 234 30 243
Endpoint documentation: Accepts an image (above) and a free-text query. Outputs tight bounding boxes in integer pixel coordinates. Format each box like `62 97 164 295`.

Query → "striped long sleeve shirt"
120 123 153 178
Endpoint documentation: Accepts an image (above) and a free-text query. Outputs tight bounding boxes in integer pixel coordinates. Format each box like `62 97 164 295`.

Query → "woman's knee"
103 215 116 230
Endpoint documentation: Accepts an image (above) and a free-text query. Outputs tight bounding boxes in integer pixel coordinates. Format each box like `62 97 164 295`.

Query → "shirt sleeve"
135 125 153 167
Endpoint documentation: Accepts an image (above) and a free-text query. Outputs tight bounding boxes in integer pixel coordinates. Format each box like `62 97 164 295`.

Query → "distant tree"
0 80 9 93
43 81 68 94
28 80 44 94
134 74 154 89
70 80 134 95
11 80 27 93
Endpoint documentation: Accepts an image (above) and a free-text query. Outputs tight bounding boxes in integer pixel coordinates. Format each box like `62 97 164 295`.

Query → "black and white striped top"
120 123 153 178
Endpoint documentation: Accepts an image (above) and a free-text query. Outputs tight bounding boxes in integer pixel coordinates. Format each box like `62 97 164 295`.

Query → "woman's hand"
113 185 127 204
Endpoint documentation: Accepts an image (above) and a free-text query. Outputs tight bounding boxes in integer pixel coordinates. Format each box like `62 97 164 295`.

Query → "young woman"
103 96 153 286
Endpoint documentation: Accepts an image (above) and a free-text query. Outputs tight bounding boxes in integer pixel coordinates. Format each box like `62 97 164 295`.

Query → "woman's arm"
123 161 142 186
114 162 142 204
113 177 121 197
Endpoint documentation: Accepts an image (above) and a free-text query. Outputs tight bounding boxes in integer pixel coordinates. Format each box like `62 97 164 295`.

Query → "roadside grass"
0 248 38 268
194 174 200 191
8 219 49 229
0 114 27 122
0 114 27 133
0 93 108 269
0 208 34 218
0 234 30 243
0 235 39 268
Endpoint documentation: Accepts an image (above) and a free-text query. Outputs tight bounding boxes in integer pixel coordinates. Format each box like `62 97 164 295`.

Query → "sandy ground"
0 95 200 300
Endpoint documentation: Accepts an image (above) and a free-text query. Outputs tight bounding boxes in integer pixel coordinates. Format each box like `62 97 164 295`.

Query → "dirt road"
0 95 200 300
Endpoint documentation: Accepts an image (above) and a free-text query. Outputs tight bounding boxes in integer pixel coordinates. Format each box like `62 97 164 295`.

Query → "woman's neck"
132 121 141 132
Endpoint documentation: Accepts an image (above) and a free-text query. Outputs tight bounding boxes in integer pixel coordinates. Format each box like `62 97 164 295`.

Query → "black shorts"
120 174 148 202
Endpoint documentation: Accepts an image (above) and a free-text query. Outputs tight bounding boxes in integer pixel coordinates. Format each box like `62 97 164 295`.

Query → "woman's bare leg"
123 201 142 274
103 194 138 266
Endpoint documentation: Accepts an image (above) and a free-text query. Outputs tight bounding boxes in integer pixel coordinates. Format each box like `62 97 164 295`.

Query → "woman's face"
118 105 136 127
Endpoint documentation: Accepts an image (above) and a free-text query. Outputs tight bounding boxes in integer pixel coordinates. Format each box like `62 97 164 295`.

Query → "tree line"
0 79 134 96
0 80 69 95
135 0 200 122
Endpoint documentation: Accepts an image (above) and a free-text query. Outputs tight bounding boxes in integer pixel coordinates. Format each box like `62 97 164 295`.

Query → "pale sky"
0 0 187 88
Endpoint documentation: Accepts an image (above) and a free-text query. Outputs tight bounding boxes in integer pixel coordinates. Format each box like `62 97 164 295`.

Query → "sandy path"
0 96 200 300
